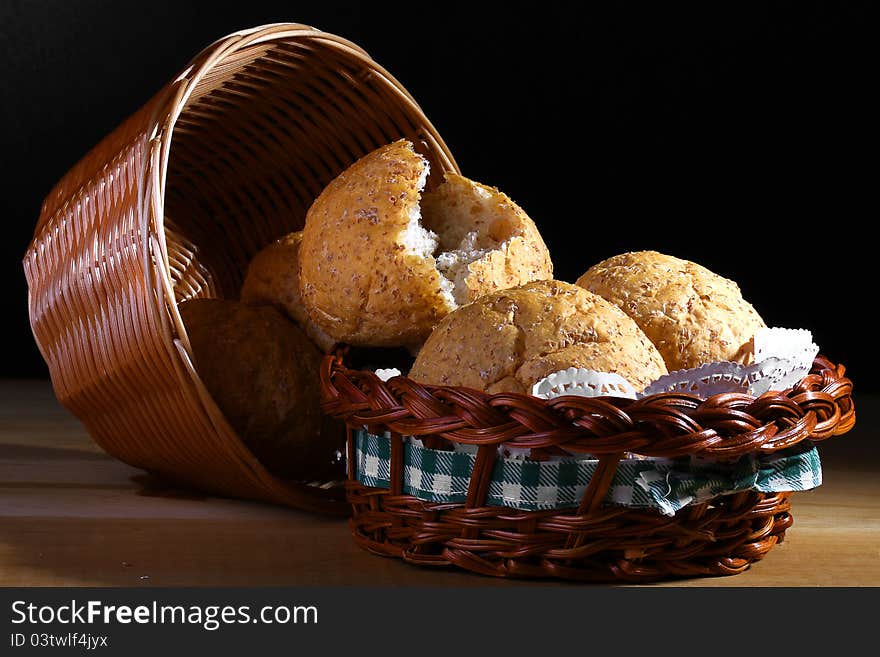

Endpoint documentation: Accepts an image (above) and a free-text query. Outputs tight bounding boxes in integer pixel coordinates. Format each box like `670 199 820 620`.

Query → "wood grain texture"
1 380 877 587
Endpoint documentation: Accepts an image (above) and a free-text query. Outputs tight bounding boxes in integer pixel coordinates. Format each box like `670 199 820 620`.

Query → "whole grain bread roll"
409 279 667 394
575 251 766 371
240 231 336 353
179 299 344 482
299 140 553 349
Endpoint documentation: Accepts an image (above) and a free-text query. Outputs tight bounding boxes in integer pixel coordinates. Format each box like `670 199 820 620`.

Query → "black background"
2 1 873 386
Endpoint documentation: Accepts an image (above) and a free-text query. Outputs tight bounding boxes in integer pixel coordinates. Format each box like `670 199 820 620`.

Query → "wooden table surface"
1 380 877 587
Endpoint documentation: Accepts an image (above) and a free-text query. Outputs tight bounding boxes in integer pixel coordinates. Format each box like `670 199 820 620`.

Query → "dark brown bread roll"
179 298 344 482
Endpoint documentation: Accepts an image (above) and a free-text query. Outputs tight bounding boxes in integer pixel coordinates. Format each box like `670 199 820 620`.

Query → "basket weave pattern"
321 354 854 580
24 24 457 513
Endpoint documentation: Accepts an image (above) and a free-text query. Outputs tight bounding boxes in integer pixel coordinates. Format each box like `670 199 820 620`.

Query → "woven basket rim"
149 25 458 510
320 352 855 461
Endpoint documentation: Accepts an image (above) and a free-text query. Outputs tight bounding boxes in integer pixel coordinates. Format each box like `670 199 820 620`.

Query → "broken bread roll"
240 231 336 353
420 170 553 308
299 140 553 348
409 279 667 394
575 251 766 371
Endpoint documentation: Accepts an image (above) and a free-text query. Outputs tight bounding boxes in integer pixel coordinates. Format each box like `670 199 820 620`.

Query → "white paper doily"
531 367 638 400
375 368 402 382
532 327 818 401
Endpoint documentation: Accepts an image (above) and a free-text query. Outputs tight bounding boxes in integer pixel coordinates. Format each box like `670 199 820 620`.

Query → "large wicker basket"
23 24 457 514
320 353 854 581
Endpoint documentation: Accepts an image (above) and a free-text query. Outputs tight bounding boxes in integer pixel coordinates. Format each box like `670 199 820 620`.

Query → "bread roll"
409 279 667 394
299 140 553 349
179 299 344 481
241 231 336 353
575 251 766 371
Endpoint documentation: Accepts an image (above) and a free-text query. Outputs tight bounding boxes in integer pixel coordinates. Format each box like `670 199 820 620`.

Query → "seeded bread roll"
299 140 552 349
241 231 336 353
575 251 766 371
179 299 344 481
409 280 667 394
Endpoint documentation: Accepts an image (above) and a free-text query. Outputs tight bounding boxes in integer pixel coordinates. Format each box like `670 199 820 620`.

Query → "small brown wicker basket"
23 24 457 514
320 353 854 581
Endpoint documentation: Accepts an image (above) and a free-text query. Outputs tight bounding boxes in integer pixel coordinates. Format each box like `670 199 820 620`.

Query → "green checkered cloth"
353 430 822 516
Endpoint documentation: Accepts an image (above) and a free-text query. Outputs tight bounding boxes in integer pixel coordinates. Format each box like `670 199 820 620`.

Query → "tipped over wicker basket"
23 24 457 514
320 353 854 581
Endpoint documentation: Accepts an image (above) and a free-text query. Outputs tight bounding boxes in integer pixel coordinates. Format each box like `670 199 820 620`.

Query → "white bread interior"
396 159 516 311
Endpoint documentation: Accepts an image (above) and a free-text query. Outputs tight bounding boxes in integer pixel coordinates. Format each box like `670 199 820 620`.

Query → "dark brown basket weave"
320 353 855 581
23 24 457 514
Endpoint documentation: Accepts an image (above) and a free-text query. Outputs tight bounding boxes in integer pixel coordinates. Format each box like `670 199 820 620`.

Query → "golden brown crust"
299 140 453 348
299 141 555 349
421 173 553 303
240 231 337 353
575 251 766 371
179 299 344 481
409 280 667 393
